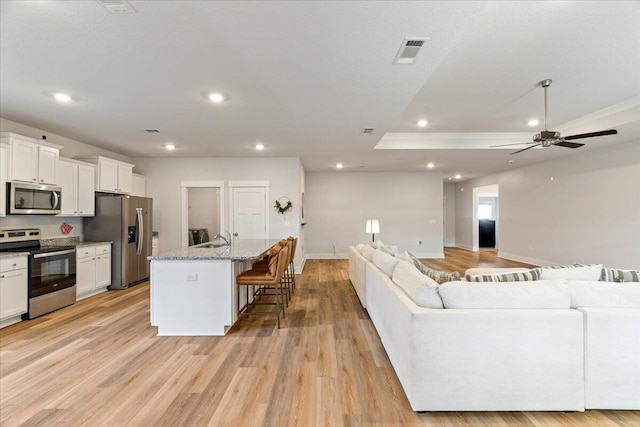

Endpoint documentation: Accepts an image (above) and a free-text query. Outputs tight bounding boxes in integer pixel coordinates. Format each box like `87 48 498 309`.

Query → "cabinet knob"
0 275 4 279
32 178 37 181
40 179 44 182
12 263 16 267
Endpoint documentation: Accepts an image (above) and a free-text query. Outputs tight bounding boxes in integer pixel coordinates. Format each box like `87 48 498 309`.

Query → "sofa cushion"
372 249 400 277
409 254 460 284
355 243 366 252
360 245 375 261
391 260 443 308
371 240 385 249
464 267 530 276
568 281 640 308
537 264 603 281
600 268 640 283
439 280 570 309
465 269 540 282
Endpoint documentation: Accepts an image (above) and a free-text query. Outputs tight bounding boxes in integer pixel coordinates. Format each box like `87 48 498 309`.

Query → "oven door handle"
33 249 76 258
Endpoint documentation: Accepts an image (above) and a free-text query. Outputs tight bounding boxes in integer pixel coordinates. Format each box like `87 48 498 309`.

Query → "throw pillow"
355 243 365 252
391 260 443 308
360 245 375 261
372 249 400 277
537 264 603 281
379 245 395 256
465 269 540 282
600 268 640 283
408 253 460 284
371 240 386 249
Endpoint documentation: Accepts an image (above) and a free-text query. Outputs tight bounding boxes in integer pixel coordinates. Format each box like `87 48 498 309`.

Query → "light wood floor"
1 248 638 426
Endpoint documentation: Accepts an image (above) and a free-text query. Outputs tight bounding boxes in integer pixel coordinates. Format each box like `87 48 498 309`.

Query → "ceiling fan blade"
564 129 618 140
554 141 585 149
490 142 535 148
511 144 541 155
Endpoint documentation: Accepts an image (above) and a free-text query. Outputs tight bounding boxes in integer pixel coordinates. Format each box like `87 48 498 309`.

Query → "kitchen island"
148 239 280 336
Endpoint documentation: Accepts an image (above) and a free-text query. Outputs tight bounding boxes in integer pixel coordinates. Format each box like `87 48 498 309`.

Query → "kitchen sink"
198 242 229 248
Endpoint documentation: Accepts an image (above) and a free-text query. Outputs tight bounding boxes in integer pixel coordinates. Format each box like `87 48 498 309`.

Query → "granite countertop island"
149 238 281 336
148 239 280 261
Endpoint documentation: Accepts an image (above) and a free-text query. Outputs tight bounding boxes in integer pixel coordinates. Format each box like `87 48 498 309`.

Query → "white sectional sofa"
348 244 640 412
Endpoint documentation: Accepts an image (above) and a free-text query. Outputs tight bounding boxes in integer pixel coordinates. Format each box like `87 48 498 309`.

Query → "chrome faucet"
212 230 231 246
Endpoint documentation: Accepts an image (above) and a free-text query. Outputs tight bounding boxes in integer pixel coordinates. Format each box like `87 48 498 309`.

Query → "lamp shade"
366 219 380 234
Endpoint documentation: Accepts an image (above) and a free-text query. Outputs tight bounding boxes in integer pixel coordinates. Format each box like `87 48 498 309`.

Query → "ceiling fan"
491 79 618 155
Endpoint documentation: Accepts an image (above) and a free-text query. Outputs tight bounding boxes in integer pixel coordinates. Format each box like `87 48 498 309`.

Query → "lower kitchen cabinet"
0 256 28 328
76 244 112 300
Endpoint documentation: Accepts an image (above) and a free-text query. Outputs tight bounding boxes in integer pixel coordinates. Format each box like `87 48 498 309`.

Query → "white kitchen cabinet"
0 256 28 328
76 244 111 300
58 158 95 216
0 143 8 216
132 173 146 197
0 133 61 185
76 156 133 194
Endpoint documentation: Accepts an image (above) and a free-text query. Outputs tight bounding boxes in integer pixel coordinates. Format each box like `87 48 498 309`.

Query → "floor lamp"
366 219 380 242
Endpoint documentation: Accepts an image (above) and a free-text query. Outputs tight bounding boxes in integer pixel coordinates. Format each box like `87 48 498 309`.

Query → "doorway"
472 184 499 251
181 181 225 248
229 181 270 239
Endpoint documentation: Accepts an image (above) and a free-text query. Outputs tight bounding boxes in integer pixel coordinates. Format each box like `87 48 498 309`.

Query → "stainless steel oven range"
0 228 76 319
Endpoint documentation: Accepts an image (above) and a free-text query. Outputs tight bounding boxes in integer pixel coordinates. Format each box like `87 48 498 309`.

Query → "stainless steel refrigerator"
84 194 153 289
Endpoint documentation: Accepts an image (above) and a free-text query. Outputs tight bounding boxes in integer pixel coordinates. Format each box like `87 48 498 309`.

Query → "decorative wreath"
274 197 293 215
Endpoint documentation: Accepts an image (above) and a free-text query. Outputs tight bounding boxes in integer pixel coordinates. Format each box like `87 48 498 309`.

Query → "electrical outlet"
186 274 198 281
418 240 422 245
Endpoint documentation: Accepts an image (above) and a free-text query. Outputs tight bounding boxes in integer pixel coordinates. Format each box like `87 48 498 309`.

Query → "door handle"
136 208 144 255
233 232 238 237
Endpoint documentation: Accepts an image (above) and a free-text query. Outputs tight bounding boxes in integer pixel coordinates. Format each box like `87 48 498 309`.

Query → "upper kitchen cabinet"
132 173 146 197
0 133 61 185
76 156 134 194
0 142 7 216
57 158 96 216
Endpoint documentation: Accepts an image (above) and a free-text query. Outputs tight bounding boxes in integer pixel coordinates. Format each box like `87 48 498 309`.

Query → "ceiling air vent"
393 38 429 64
144 129 159 133
96 0 136 13
361 128 374 136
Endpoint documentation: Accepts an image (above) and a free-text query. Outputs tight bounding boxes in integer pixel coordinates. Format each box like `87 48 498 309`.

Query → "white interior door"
233 187 266 239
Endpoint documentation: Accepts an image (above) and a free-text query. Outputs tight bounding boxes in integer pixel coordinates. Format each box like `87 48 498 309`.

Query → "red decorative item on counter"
61 222 73 235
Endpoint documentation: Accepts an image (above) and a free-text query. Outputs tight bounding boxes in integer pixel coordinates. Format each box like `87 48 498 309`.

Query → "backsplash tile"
0 216 83 238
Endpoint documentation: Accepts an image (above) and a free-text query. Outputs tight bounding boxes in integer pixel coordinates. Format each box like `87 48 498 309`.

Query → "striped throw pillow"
409 253 460 284
600 268 640 283
465 269 540 282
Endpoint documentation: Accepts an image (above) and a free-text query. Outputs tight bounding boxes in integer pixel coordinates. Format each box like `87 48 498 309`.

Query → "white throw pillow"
360 245 375 261
392 260 443 308
355 243 365 252
395 251 413 262
371 240 385 249
371 249 399 277
438 280 570 309
538 264 603 281
568 280 640 308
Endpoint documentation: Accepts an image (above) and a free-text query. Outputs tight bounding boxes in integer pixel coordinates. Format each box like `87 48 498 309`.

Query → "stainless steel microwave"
8 182 62 214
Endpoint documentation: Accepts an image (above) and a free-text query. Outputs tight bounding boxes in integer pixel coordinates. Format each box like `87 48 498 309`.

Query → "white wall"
0 118 133 163
187 187 220 236
305 172 444 258
133 157 304 269
443 182 456 247
455 140 640 269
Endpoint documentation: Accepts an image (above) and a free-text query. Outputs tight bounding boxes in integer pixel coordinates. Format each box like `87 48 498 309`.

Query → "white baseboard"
411 251 445 259
306 252 348 259
497 251 554 267
456 244 474 251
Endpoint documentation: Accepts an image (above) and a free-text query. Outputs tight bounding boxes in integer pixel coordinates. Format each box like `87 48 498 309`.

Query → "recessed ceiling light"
255 143 264 151
418 119 428 127
448 177 452 180
336 163 343 169
508 160 515 164
53 93 72 103
165 143 176 151
208 93 225 103
528 119 539 127
426 162 435 169
455 174 461 179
